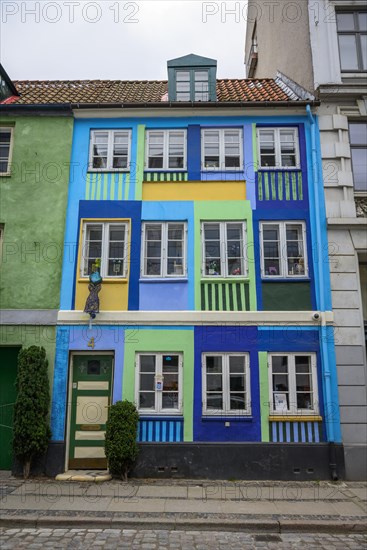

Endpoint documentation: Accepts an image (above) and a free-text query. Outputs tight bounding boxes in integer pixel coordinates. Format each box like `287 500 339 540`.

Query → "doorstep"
55 470 112 482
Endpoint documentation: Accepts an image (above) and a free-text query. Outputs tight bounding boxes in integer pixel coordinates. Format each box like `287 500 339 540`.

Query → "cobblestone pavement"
0 528 366 549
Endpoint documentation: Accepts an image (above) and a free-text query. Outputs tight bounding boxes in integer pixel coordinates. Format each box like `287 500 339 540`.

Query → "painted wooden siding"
85 173 131 200
257 171 303 201
200 281 250 311
138 417 184 442
143 172 188 182
270 421 322 443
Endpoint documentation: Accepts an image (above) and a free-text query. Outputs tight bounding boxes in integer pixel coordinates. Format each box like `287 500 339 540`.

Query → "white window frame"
202 352 251 416
268 353 319 415
145 129 187 171
257 127 300 169
135 352 183 415
80 221 129 279
201 128 243 171
201 221 247 278
141 221 187 278
0 127 14 176
260 221 308 279
88 129 131 172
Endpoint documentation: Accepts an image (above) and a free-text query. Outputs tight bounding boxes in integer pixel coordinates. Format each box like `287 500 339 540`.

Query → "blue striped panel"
272 422 277 442
285 422 291 442
293 422 299 442
148 421 153 442
138 418 183 442
314 423 320 443
169 422 174 442
278 422 283 443
307 422 313 442
176 422 181 442
155 422 160 441
300 422 306 442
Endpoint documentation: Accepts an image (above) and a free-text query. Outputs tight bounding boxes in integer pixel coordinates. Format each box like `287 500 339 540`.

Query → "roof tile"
6 78 300 105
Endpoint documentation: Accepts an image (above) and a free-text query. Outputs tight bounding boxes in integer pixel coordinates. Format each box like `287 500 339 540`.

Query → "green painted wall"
0 326 56 388
0 116 73 309
258 351 270 442
123 328 194 441
262 282 312 311
194 201 257 311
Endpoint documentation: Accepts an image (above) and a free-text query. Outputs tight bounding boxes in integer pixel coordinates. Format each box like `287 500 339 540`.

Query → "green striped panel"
285 172 290 200
291 172 297 200
200 282 249 311
298 172 303 200
258 172 263 201
270 172 276 200
143 172 188 182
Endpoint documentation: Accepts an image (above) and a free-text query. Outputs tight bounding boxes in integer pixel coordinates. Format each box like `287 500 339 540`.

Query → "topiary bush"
13 346 51 479
105 400 139 481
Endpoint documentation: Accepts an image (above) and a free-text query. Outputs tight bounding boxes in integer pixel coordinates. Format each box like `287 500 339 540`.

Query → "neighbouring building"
245 0 367 480
2 54 345 479
0 64 74 471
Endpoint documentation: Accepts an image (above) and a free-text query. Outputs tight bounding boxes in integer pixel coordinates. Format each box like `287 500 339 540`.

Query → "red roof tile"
4 78 303 106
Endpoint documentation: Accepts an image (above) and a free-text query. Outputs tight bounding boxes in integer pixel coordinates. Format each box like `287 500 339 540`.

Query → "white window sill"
140 278 188 283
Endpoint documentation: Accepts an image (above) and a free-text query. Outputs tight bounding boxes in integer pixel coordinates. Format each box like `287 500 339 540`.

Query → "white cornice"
57 310 333 325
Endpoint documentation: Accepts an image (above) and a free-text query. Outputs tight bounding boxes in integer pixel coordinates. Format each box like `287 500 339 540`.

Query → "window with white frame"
89 130 131 171
336 11 366 72
201 129 243 170
81 221 128 278
176 69 209 102
257 128 300 168
202 221 247 278
260 221 308 278
136 353 183 414
202 353 251 415
0 127 14 175
142 222 187 278
145 130 186 170
349 122 367 192
269 353 318 415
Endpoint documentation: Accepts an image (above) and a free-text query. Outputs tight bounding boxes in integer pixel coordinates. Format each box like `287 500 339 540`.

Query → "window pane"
206 355 222 373
227 224 244 276
361 35 367 70
272 355 288 373
84 225 102 276
207 374 223 391
163 354 179 369
195 71 208 82
177 81 190 92
139 393 155 409
351 148 367 191
280 131 297 166
162 393 179 409
140 355 156 372
358 12 367 31
148 132 164 168
230 395 246 410
336 13 355 31
286 224 305 275
0 130 11 144
350 123 367 146
204 131 220 167
263 224 280 276
229 355 245 373
260 131 276 166
176 71 190 81
338 35 359 70
207 394 223 410
140 373 154 391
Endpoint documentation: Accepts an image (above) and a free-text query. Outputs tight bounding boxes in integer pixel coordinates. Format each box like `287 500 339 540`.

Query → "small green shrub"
105 400 139 481
13 346 51 479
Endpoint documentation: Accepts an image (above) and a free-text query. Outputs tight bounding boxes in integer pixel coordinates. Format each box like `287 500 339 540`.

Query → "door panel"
0 347 20 469
68 354 113 469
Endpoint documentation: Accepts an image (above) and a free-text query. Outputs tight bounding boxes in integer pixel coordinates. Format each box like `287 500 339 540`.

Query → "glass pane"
229 355 245 373
204 224 220 240
177 92 190 101
296 392 312 409
349 123 367 145
146 225 162 240
176 71 190 81
230 394 246 410
163 374 178 391
108 260 124 276
358 12 367 31
139 392 155 409
140 373 154 391
146 259 161 276
0 161 8 172
351 148 367 191
336 12 355 31
361 35 367 70
163 354 179 369
225 156 240 168
162 393 178 409
87 360 100 375
113 157 128 169
206 355 222 373
94 132 108 143
177 81 190 92
147 242 162 258
195 71 208 81
295 355 311 371
230 374 245 392
0 130 11 144
338 35 359 70
272 355 288 373
207 394 223 410
140 355 156 372
207 374 223 391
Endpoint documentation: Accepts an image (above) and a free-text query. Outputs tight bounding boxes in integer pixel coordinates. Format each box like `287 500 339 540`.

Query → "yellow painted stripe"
118 173 123 200
125 173 130 200
269 416 322 422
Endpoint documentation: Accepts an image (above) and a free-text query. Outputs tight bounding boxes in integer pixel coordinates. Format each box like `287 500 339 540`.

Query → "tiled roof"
4 78 306 106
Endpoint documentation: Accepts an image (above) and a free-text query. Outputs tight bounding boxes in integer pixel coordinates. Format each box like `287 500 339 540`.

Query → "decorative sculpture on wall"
84 270 102 319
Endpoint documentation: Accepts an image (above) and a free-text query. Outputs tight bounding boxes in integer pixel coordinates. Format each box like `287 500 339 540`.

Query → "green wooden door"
0 347 20 469
68 354 113 469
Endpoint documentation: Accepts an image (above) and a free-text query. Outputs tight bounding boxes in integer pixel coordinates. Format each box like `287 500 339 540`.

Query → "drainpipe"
306 105 338 480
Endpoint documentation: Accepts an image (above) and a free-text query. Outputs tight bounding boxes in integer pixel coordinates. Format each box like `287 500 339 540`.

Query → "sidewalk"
1 473 366 534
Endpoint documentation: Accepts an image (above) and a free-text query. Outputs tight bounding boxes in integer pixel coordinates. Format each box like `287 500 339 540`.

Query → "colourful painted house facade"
3 55 345 478
0 64 74 470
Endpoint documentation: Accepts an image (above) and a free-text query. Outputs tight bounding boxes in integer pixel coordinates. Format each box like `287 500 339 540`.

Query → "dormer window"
176 70 209 102
168 54 217 102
